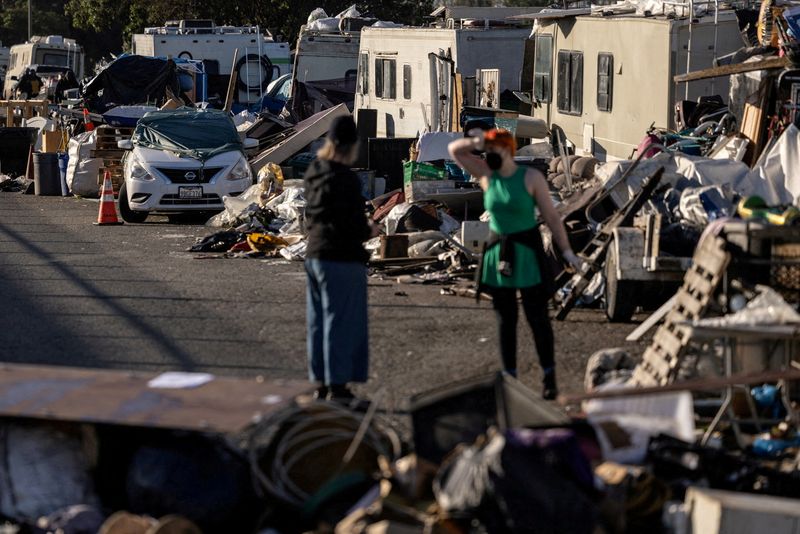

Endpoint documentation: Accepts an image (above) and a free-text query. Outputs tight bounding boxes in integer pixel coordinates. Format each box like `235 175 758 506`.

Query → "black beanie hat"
327 115 358 146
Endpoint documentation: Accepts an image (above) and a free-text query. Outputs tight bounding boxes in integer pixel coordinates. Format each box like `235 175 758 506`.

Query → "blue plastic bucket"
57 151 70 196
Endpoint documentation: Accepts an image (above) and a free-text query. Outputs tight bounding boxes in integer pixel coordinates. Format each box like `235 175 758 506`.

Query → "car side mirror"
243 137 259 149
117 140 133 150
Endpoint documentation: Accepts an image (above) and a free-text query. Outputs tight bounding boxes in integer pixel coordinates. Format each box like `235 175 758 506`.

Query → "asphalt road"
0 192 648 410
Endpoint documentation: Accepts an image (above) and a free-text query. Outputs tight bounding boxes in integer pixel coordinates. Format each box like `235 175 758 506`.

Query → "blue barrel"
57 152 70 196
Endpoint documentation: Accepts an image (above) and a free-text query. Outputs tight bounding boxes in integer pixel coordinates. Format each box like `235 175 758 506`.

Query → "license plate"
179 186 203 199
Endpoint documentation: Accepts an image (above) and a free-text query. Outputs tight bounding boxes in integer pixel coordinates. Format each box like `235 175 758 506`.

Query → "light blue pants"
305 258 369 385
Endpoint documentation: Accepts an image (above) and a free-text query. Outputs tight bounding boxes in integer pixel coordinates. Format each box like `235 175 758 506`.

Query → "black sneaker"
327 384 356 401
542 370 558 401
312 385 329 400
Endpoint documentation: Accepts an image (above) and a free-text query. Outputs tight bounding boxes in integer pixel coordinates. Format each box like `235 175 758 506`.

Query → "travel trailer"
526 8 744 160
131 20 291 105
288 18 372 119
2 35 84 99
355 22 531 138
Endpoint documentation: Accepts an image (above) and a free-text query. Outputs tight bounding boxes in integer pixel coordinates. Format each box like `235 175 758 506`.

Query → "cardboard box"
404 179 455 203
42 130 63 153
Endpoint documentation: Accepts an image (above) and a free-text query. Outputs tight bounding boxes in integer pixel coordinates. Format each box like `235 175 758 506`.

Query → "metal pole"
257 25 264 104
28 0 32 40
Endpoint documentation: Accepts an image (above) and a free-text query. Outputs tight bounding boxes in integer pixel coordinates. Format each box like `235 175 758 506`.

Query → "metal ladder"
555 167 665 321
663 0 721 99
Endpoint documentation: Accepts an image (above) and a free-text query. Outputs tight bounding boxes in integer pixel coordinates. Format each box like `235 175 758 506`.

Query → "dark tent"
82 55 181 113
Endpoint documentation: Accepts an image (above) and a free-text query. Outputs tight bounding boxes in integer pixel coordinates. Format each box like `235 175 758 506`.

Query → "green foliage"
2 1 435 66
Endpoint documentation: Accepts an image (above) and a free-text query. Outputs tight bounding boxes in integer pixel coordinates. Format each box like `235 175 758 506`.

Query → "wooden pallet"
92 126 133 192
629 234 731 387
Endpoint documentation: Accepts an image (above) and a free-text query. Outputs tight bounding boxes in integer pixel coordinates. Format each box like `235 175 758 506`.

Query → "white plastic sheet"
586 390 695 464
748 124 800 205
416 132 463 163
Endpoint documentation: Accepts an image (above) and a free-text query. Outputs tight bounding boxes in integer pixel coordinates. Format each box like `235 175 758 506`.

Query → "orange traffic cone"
94 171 123 225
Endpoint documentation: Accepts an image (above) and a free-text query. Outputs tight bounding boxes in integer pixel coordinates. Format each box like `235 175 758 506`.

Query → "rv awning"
509 8 592 20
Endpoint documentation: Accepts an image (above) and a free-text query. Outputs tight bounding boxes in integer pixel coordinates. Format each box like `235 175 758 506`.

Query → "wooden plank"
0 363 311 433
673 56 787 83
451 73 463 132
224 48 240 113
250 103 350 173
626 294 677 341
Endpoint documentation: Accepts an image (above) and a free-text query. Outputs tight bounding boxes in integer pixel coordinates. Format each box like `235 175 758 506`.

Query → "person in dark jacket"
304 115 376 401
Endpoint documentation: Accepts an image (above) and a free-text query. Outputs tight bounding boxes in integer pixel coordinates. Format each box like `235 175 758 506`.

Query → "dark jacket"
304 158 371 263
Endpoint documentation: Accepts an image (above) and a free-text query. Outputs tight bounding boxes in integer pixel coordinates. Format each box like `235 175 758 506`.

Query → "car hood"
132 146 243 167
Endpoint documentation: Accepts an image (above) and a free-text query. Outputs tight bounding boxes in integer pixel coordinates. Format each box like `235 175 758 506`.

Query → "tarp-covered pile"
82 55 180 113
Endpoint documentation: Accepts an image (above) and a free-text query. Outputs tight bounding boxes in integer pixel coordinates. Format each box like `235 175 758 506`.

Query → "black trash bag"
396 204 441 233
126 435 261 533
435 428 597 534
188 231 244 252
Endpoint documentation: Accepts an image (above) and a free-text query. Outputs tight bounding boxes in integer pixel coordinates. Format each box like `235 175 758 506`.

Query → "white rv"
355 23 531 138
527 8 744 160
131 20 291 105
2 35 84 99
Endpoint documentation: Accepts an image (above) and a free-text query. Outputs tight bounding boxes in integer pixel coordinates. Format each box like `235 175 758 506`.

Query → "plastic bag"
257 162 284 197
307 7 328 24
0 423 99 522
336 4 361 18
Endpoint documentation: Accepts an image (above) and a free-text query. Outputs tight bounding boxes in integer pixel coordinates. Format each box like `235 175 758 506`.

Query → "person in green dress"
449 128 582 399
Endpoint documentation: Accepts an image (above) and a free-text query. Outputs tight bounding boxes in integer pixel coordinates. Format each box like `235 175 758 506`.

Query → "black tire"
605 240 636 322
235 54 274 92
118 182 148 223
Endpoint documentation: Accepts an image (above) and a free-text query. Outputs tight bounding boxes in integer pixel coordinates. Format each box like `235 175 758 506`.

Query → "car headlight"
127 156 153 181
228 157 252 181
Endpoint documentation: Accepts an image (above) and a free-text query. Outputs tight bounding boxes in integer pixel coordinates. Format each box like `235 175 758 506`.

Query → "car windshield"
133 108 242 161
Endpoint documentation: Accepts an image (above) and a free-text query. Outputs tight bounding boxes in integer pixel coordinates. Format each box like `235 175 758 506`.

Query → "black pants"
488 285 555 375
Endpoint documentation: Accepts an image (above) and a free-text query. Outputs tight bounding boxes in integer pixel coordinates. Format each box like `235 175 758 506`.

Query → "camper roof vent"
44 36 64 45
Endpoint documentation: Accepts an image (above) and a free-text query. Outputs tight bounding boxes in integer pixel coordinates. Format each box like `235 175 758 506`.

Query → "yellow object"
737 197 800 225
247 233 288 252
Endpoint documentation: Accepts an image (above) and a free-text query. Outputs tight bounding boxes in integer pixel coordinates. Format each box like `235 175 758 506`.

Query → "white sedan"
117 109 257 223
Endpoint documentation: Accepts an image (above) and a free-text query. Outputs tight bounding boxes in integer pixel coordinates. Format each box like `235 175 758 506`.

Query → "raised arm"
448 136 491 179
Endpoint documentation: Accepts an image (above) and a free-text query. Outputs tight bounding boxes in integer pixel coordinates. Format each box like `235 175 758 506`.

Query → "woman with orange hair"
448 128 582 399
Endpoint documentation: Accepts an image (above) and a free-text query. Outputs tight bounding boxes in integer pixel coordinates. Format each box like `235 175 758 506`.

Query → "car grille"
159 194 222 206
156 167 225 184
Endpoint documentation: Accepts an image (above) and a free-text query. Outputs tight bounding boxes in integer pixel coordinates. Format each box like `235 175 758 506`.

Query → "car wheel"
118 182 148 223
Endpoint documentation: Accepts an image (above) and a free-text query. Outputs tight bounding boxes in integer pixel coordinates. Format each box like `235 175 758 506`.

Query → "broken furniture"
556 166 665 321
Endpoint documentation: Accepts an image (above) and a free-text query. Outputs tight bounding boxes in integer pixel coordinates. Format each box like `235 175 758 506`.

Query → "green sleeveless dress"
481 166 541 288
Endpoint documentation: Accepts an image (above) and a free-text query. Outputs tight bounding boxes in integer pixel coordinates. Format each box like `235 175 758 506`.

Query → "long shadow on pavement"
0 221 199 370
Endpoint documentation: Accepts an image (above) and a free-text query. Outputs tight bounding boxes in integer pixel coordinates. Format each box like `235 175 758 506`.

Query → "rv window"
358 53 369 96
403 64 412 100
375 58 396 100
597 53 613 112
557 50 583 116
533 34 552 103
41 53 68 67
